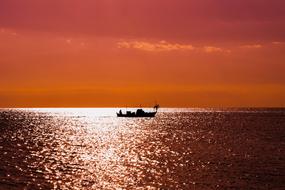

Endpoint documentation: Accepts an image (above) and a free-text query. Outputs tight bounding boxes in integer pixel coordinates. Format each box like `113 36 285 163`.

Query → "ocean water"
0 108 284 189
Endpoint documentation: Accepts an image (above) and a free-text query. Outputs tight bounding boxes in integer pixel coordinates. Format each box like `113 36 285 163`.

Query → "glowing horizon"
1 0 285 107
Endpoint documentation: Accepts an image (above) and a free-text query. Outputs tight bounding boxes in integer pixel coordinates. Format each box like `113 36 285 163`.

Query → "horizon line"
1 106 285 109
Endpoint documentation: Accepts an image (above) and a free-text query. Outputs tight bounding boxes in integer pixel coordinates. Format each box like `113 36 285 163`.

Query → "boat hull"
117 112 156 118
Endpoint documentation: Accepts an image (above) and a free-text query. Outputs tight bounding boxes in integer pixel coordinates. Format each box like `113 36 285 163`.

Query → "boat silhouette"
117 104 160 118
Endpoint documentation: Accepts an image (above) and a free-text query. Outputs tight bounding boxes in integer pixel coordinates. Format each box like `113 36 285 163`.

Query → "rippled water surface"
0 108 284 189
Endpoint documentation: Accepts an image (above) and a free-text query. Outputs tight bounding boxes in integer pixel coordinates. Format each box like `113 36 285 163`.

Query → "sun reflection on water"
23 108 159 189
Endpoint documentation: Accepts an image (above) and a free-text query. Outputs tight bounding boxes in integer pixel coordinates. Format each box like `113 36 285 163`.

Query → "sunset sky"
0 0 285 107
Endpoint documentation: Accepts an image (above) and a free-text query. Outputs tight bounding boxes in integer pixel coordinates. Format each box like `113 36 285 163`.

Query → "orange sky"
0 0 285 107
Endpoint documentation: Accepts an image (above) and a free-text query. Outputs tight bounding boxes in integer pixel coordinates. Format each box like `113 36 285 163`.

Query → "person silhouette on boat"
119 110 122 115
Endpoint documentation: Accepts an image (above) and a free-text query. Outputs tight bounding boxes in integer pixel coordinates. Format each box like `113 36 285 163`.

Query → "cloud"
272 41 285 45
117 40 195 52
203 46 231 53
65 39 72 44
118 40 232 54
0 27 18 36
240 44 263 49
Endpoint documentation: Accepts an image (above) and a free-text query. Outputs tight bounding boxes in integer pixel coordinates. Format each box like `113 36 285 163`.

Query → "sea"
0 108 284 189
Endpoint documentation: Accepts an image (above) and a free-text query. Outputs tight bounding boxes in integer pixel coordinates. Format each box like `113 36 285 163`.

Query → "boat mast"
154 104 160 112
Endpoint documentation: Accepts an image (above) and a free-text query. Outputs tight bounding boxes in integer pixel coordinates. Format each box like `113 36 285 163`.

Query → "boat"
117 104 160 118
